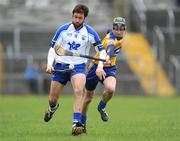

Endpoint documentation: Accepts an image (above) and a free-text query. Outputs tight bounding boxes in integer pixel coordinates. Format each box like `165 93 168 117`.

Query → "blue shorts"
85 64 117 91
51 63 86 85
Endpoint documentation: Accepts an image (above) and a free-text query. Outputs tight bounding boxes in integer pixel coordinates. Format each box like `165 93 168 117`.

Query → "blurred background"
0 0 180 96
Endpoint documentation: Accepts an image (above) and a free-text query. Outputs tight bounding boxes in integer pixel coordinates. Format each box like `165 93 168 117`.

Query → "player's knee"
106 87 115 96
86 95 93 104
85 91 94 104
74 88 84 96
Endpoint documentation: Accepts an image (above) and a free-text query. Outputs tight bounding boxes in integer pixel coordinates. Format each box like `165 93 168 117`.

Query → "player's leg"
102 76 116 103
81 89 95 133
44 81 64 122
98 76 116 121
81 90 94 120
71 73 86 135
81 64 99 133
44 63 71 122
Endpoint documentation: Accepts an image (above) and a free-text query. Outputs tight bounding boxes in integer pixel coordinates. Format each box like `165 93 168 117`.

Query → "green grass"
0 95 180 141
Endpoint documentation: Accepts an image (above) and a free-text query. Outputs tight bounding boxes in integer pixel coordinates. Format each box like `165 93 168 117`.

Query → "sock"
73 112 81 124
48 102 58 112
81 114 87 125
98 100 106 110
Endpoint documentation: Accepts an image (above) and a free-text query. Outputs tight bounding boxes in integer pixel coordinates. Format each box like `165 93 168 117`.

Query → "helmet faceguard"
113 17 126 31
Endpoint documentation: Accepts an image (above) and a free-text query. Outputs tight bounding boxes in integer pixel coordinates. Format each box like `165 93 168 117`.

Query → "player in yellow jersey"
80 17 126 133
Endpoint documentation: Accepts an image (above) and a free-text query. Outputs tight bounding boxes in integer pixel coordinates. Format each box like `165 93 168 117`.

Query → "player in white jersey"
43 4 107 135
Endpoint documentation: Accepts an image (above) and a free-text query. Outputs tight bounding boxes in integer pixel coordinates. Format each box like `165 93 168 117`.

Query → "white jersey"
49 22 103 65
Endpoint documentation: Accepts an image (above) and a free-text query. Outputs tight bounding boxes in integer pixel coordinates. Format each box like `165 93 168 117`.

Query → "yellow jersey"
93 30 123 67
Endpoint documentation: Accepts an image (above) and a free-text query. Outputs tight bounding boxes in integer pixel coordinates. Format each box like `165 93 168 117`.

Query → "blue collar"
109 30 116 40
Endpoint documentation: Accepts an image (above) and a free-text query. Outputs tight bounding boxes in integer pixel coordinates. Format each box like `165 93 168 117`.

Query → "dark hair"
72 4 89 17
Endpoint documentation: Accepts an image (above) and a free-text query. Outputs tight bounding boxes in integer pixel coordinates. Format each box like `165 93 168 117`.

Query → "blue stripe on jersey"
109 31 116 40
107 44 115 57
53 22 71 41
96 44 104 51
84 23 101 42
49 41 56 48
114 48 121 55
50 22 71 48
84 23 104 51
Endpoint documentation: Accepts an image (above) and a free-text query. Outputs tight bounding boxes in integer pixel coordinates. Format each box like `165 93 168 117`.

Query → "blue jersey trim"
50 22 71 48
109 30 116 40
84 23 103 51
84 23 101 42
53 22 71 41
107 44 115 57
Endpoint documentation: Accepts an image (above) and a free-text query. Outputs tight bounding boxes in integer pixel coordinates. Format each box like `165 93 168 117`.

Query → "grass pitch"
0 95 180 141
